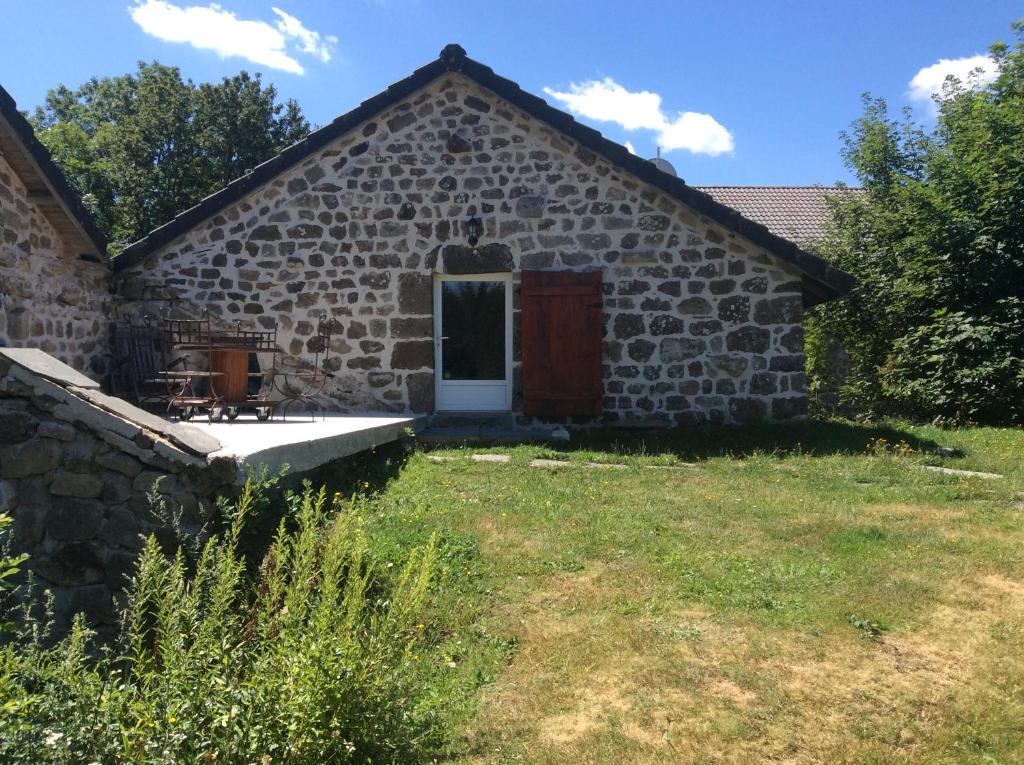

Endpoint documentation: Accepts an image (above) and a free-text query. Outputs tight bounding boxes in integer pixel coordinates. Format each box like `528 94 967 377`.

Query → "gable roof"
112 44 853 305
695 185 863 245
0 84 107 260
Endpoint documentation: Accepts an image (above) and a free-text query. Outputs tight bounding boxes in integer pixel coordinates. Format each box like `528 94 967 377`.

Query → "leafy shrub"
880 299 1024 425
0 513 28 633
0 481 446 764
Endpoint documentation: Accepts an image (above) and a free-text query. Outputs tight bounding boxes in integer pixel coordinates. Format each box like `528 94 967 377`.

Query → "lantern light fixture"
465 216 482 247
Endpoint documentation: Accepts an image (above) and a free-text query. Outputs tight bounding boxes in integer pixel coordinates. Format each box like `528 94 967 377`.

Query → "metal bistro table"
163 316 280 422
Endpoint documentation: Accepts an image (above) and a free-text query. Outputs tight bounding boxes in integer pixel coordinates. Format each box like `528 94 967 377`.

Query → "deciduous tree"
31 63 310 252
810 20 1024 425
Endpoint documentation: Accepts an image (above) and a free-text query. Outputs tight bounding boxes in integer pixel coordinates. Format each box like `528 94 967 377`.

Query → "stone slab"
1 347 100 389
2 348 220 460
425 454 695 471
920 465 1002 480
192 413 420 482
71 387 221 457
52 394 145 445
471 454 511 463
529 458 571 469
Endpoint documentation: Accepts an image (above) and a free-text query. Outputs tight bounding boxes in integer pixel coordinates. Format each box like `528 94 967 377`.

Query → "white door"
433 273 513 411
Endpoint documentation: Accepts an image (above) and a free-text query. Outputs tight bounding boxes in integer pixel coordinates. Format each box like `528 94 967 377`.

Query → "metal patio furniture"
272 316 339 420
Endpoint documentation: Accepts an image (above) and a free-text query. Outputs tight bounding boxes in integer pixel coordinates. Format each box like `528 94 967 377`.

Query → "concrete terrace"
192 413 420 481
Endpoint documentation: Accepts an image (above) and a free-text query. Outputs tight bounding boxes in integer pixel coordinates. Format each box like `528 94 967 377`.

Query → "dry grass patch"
472 515 543 558
459 564 1024 764
863 502 969 523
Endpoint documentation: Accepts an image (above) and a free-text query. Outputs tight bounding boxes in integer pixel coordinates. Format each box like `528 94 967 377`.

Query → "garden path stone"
921 465 1002 480
472 454 511 463
426 453 697 470
529 458 571 469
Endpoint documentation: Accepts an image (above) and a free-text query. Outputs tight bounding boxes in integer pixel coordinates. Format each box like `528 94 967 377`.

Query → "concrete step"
420 412 571 445
427 411 519 430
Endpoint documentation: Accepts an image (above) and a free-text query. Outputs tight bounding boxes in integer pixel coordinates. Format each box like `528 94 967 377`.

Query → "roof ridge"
111 44 853 305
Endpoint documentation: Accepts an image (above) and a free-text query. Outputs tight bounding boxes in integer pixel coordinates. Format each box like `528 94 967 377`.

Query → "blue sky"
1 1 1019 186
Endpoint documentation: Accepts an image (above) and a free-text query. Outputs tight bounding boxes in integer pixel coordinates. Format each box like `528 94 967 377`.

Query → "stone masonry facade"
118 75 807 426
0 349 233 637
0 152 112 380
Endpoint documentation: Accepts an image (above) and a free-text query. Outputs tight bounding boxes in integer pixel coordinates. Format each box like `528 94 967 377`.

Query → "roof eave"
112 44 855 304
0 85 108 260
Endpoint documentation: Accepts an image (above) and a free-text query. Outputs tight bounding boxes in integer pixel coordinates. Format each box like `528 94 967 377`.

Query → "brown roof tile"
694 185 862 245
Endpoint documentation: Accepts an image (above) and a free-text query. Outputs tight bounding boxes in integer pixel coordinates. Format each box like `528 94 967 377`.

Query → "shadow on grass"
231 440 412 564
293 439 412 498
522 419 944 462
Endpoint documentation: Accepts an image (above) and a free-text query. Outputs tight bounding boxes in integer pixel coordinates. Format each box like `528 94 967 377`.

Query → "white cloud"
543 77 734 156
129 1 337 75
624 140 636 155
909 54 998 104
271 7 336 63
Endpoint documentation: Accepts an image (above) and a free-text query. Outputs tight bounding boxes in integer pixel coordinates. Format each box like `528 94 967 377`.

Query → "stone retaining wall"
117 74 808 427
0 349 233 638
0 152 112 381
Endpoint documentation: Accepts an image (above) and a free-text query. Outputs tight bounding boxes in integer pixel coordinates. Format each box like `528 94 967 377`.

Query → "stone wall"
118 75 807 426
0 349 234 637
0 152 112 381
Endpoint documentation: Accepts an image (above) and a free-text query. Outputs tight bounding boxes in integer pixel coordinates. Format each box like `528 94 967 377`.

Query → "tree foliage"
810 20 1024 425
31 62 310 253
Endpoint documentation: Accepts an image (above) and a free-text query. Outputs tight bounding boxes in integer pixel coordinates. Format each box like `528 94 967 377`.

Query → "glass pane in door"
441 280 505 380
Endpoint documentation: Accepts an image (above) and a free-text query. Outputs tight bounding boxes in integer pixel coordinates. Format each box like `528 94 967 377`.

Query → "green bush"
0 481 445 764
0 513 29 633
881 299 1024 425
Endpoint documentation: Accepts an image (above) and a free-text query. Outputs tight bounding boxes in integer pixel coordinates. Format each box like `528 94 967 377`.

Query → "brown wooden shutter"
521 270 604 417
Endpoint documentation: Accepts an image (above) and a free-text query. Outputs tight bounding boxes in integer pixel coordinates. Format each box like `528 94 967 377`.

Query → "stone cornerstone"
116 75 809 427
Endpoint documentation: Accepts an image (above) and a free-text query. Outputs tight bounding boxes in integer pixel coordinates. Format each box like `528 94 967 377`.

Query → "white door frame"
433 272 513 412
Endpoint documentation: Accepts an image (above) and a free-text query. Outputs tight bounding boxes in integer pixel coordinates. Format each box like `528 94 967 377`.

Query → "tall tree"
31 62 310 253
809 20 1024 425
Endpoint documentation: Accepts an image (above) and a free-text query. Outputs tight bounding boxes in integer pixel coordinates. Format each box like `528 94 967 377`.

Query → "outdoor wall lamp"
465 216 482 247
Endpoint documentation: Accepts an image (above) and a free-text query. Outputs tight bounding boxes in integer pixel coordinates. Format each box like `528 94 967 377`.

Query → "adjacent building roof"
695 185 863 245
112 44 853 305
0 84 107 259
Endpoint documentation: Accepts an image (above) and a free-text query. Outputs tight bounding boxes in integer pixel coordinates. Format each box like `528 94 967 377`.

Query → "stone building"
0 85 112 378
113 44 853 427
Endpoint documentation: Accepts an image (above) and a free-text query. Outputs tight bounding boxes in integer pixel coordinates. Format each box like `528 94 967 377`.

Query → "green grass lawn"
353 419 1024 764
